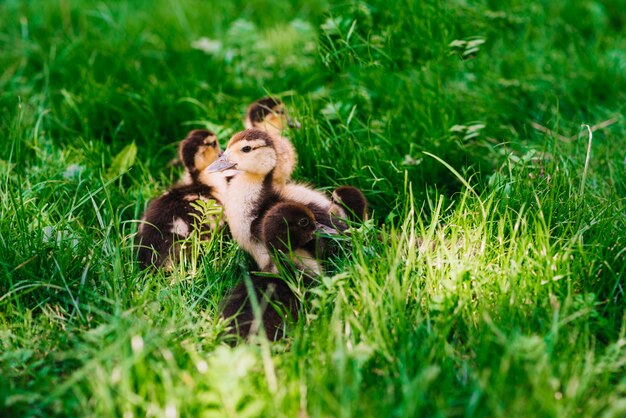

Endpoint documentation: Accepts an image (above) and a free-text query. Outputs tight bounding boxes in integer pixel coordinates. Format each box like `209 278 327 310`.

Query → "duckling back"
136 183 223 269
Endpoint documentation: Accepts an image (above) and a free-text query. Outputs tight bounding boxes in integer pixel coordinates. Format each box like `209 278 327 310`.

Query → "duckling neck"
249 176 282 239
177 169 197 186
225 172 269 217
225 170 279 270
188 169 199 183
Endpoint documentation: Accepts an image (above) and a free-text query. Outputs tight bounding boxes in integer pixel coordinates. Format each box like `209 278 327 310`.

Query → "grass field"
1 0 625 416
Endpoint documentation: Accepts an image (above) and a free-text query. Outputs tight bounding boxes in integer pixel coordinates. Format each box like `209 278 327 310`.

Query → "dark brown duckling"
261 201 336 276
221 202 332 342
136 129 226 269
220 274 299 342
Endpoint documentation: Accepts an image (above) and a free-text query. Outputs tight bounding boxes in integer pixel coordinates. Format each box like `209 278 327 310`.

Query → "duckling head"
179 129 221 181
206 129 277 177
245 97 300 135
330 186 368 223
261 202 319 254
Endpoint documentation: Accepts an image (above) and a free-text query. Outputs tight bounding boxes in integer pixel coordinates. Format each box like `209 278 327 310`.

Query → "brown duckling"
136 129 226 269
205 129 337 271
221 202 332 342
261 201 336 276
220 274 299 342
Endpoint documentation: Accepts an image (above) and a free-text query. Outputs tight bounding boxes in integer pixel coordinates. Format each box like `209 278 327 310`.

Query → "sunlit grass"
1 0 625 416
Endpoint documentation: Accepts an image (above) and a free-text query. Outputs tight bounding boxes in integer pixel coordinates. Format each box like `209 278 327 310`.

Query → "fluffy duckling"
222 202 331 341
246 98 336 220
330 186 369 224
206 129 337 271
244 96 300 135
261 201 337 276
178 129 222 185
244 97 300 185
136 129 225 269
220 274 299 342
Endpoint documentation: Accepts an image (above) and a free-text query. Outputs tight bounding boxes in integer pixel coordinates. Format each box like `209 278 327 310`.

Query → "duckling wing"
136 184 222 268
278 183 339 227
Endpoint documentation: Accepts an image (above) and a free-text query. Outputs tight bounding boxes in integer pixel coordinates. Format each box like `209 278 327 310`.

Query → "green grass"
1 0 625 416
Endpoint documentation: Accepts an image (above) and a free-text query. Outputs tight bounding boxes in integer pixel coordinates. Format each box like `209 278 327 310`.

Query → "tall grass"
1 0 625 416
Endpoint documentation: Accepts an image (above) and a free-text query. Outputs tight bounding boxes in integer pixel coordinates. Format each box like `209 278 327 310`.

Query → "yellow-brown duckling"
205 129 338 272
136 129 226 269
177 129 222 185
244 96 299 185
244 96 300 135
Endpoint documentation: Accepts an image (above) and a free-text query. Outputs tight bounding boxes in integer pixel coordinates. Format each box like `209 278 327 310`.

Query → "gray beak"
206 153 236 172
314 222 338 236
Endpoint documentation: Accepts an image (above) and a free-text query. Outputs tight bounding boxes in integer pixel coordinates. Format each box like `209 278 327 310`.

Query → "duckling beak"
206 152 236 172
314 222 338 236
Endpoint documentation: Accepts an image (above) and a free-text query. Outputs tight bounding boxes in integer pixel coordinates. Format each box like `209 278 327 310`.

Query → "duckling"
244 96 300 135
178 129 222 185
165 129 222 178
222 202 331 341
220 274 299 342
205 129 337 271
246 98 335 222
244 97 299 185
261 201 339 276
330 186 369 224
136 129 226 269
280 183 337 225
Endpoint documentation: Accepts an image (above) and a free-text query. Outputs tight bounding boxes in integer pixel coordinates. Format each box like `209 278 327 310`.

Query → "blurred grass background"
1 0 625 416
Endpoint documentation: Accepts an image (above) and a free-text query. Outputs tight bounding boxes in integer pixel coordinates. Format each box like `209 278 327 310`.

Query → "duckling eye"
241 146 252 153
297 218 310 227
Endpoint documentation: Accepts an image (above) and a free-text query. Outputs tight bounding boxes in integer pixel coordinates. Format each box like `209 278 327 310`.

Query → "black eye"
297 218 310 228
207 140 217 147
241 146 252 153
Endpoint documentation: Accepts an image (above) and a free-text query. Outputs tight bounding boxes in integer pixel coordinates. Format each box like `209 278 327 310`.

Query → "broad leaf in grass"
107 142 137 179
